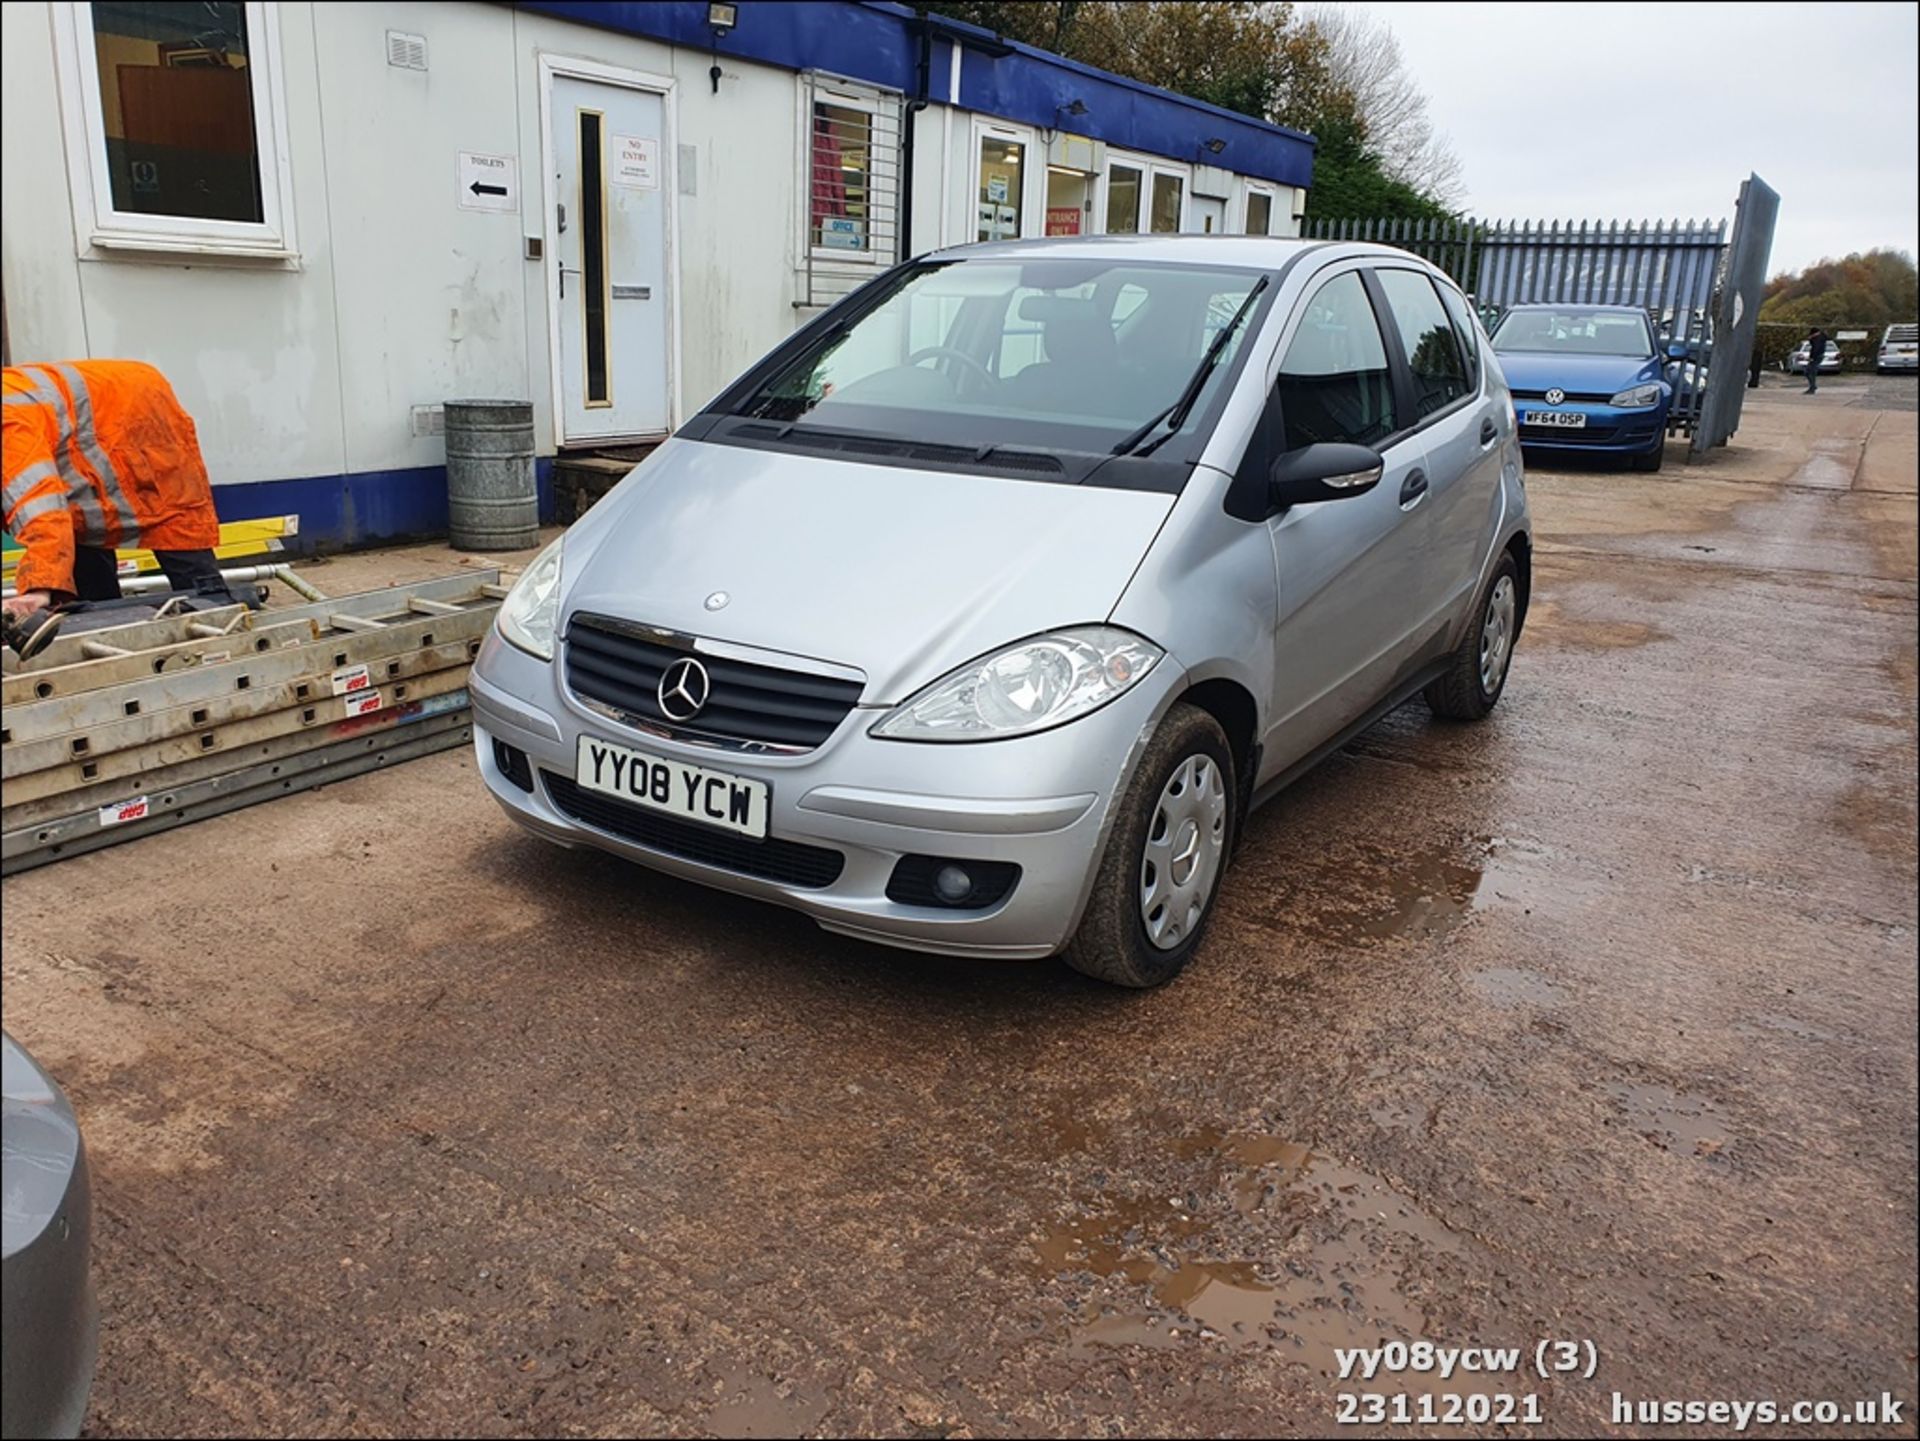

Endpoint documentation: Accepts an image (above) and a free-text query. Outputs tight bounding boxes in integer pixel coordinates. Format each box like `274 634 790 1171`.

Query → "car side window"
1434 279 1482 388
1376 269 1471 419
1275 271 1398 451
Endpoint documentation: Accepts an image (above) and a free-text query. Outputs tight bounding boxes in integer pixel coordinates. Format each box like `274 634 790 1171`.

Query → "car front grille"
1512 389 1613 403
565 615 864 751
544 773 846 888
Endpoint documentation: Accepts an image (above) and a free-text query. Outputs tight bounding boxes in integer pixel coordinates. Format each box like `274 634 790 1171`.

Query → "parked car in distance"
1786 338 1844 374
473 237 1531 988
2 1033 96 1440
1490 303 1677 471
1877 322 1918 372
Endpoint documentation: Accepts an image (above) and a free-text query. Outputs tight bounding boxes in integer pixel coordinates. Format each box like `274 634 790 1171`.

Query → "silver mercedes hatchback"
472 237 1531 987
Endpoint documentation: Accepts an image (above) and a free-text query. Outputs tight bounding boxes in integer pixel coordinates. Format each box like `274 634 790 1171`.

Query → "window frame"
1097 151 1190 236
1240 182 1278 237
1147 165 1189 235
1270 266 1401 453
1365 266 1479 432
52 0 299 260
968 117 1037 243
802 77 890 266
1098 154 1148 235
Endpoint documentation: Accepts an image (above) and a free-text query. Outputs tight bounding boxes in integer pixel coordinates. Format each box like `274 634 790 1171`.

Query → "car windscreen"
719 257 1269 465
1492 309 1654 357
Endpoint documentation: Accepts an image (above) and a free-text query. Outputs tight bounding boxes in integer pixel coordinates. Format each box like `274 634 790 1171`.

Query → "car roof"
1500 302 1649 313
922 234 1332 268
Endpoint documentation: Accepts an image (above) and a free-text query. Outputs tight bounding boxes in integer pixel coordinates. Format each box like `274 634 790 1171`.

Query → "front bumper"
1515 398 1667 455
468 628 1171 959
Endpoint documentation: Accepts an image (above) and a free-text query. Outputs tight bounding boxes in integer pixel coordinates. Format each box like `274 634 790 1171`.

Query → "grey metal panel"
3 668 471 806
1 719 472 875
3 571 502 705
1 691 469 831
1 607 493 747
2 633 483 776
1694 174 1780 454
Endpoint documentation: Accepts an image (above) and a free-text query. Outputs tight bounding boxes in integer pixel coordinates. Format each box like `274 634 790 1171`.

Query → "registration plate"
576 735 770 839
1524 410 1587 429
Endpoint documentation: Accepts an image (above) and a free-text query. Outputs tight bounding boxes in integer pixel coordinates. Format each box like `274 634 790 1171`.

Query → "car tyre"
1061 703 1234 989
1425 551 1522 722
1631 429 1666 472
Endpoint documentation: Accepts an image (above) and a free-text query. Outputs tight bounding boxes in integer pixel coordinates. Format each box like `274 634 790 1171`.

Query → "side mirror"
1666 342 1689 360
1269 442 1385 511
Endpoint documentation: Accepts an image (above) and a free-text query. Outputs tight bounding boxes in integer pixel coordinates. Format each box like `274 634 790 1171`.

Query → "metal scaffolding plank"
1 690 472 832
3 669 471 807
1 719 473 875
2 635 480 778
2 606 493 752
4 571 502 705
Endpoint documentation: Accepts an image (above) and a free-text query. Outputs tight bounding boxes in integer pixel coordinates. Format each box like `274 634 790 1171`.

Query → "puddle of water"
1248 834 1561 946
706 1368 830 1439
1736 1013 1836 1044
1605 1081 1730 1157
1368 1097 1430 1134
1465 966 1569 1009
1527 600 1667 650
1036 1131 1469 1380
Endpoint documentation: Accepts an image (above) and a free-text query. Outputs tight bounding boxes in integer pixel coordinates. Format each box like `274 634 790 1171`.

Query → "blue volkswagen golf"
1491 304 1680 471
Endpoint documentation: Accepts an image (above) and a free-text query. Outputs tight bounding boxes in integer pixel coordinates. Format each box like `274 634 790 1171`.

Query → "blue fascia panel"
512 1 1315 189
213 459 556 552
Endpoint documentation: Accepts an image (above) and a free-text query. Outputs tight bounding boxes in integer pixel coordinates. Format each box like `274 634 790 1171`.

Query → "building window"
1106 163 1142 234
56 1 295 255
976 135 1025 242
1150 172 1184 233
1245 189 1273 237
811 101 874 252
799 73 902 307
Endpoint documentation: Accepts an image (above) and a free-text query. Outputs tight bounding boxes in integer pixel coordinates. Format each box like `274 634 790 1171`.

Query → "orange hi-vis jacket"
3 360 220 597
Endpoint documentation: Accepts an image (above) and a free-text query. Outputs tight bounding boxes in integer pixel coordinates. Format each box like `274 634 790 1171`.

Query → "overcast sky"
1355 1 1919 277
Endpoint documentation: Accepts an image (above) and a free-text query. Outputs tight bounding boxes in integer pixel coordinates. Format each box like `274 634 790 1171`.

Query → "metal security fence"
1308 180 1779 456
1304 217 1483 288
1305 215 1727 322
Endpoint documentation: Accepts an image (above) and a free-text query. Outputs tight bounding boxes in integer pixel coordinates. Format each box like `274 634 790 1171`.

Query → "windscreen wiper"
1110 274 1270 458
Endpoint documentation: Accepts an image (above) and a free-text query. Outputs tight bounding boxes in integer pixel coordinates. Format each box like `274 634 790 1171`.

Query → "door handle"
557 261 582 298
1480 418 1499 446
1399 469 1429 511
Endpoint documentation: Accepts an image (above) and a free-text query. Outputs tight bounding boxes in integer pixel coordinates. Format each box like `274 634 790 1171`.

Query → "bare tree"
1302 4 1466 208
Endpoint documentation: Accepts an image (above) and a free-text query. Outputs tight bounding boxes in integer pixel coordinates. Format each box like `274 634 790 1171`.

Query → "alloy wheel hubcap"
1139 754 1228 951
1480 575 1517 695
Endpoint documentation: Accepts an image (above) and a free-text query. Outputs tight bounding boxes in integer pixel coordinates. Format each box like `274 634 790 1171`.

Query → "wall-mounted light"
708 2 737 93
1202 137 1227 155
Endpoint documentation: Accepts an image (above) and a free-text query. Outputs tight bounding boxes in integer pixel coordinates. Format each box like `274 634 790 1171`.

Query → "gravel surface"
3 388 1914 1438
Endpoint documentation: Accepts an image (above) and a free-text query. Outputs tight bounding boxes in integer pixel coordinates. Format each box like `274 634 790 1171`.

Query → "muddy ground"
4 381 1916 1437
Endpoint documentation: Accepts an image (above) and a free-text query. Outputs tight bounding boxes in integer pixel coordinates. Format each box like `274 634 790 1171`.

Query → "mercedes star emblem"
1544 388 1566 406
704 591 730 611
657 656 711 722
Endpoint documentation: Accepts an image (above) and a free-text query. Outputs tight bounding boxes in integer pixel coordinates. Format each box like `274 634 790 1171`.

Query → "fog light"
933 864 974 903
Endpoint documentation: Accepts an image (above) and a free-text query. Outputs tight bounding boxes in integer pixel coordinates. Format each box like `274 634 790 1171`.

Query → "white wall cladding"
1 1 1310 497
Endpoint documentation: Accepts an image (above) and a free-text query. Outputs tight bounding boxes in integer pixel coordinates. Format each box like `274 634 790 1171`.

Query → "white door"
1191 195 1226 234
550 73 671 442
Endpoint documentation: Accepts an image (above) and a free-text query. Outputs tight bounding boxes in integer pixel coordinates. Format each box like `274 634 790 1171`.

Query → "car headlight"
870 626 1163 741
496 537 564 660
1610 383 1663 408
